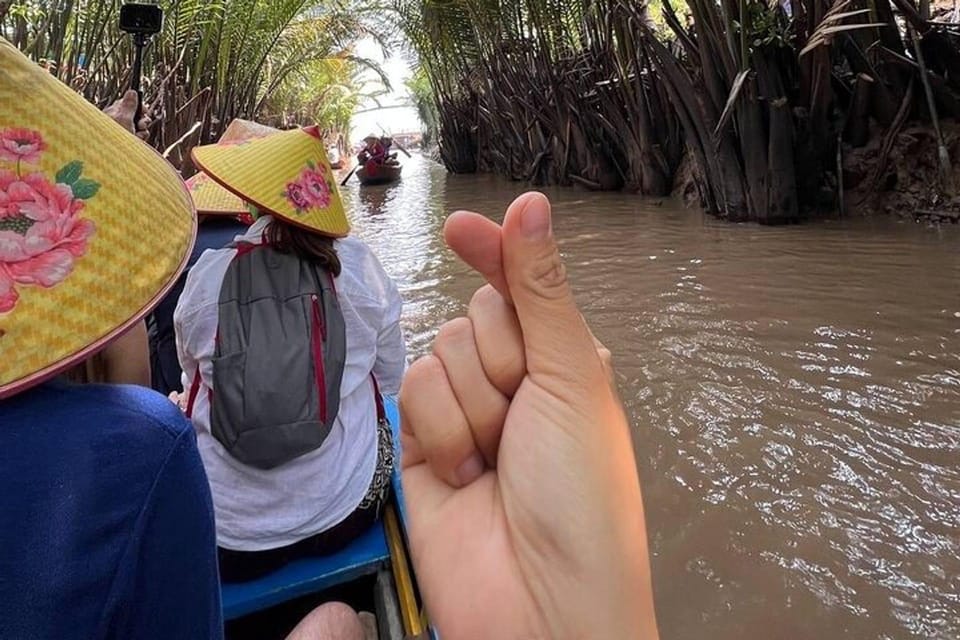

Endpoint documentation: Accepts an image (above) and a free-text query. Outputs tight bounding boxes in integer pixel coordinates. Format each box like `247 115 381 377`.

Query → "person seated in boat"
148 211 249 395
358 133 385 165
176 126 405 582
148 119 279 397
0 41 221 639
379 135 398 165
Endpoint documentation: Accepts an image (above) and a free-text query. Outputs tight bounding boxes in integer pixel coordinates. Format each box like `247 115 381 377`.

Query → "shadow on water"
343 154 960 640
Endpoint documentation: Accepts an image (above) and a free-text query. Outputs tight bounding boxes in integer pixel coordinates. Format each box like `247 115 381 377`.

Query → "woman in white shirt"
175 127 405 582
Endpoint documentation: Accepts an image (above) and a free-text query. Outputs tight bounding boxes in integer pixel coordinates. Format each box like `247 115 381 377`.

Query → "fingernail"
520 194 551 240
455 453 485 486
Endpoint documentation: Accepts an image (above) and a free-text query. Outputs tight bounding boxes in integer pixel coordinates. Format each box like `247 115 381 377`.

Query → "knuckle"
525 248 569 299
598 346 613 367
469 283 501 311
402 355 445 392
433 318 475 360
435 316 473 345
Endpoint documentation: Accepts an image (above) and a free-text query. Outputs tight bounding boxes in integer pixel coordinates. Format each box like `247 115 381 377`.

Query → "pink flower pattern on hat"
284 179 312 214
300 166 331 209
0 128 97 314
282 160 333 214
0 128 47 166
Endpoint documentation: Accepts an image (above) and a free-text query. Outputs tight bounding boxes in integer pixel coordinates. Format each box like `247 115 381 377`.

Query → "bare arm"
101 321 151 387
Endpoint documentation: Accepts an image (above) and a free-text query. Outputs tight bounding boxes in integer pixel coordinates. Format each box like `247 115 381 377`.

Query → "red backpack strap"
234 240 261 257
371 374 385 422
184 369 202 419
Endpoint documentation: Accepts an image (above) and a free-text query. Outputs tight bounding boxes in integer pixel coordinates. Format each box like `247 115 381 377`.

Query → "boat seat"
221 397 403 621
221 522 390 620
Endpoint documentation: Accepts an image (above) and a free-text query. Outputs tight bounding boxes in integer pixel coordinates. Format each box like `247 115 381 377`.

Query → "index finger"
443 211 511 303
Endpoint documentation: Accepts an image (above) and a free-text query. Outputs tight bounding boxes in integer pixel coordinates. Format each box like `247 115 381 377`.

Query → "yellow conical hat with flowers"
185 171 245 216
192 126 348 237
185 119 280 216
0 38 195 397
218 118 279 144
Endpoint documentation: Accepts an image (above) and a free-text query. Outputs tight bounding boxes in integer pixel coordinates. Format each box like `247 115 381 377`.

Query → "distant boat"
357 162 402 186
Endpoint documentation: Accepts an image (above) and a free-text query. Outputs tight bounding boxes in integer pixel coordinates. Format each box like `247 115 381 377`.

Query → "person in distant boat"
0 41 221 640
358 133 385 165
400 192 661 639
379 135 398 164
176 126 405 582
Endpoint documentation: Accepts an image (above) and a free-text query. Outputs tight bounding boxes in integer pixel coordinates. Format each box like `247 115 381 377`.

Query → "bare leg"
285 602 364 640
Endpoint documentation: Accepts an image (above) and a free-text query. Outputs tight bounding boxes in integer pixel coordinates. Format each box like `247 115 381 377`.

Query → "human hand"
168 391 185 410
400 192 659 639
103 90 152 140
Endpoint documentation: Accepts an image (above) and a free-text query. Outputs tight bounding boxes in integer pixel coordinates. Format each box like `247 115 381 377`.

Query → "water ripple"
346 155 960 640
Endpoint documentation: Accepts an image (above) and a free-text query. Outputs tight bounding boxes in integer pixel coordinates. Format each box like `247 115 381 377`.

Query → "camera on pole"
118 3 164 126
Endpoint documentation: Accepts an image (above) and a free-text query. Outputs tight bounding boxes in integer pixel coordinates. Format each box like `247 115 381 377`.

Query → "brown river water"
343 154 960 639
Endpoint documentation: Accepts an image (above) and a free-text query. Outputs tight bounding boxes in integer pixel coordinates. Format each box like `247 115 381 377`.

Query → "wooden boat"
357 162 402 186
222 398 434 640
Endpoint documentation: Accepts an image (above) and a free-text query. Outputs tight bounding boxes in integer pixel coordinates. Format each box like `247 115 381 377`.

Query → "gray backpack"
207 242 347 470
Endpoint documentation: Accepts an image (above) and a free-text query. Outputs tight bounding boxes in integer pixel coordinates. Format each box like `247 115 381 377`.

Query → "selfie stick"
130 32 149 127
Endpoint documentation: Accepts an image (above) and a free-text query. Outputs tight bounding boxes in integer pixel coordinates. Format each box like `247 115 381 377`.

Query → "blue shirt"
149 218 248 395
0 380 223 639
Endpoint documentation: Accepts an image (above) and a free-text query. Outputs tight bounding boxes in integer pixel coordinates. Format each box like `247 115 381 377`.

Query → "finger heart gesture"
400 193 659 640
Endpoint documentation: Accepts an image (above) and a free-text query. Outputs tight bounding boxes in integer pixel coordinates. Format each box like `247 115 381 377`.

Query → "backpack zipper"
311 294 327 423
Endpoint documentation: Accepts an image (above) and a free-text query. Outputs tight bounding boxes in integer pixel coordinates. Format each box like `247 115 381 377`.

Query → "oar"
377 123 412 159
390 138 412 159
340 165 358 186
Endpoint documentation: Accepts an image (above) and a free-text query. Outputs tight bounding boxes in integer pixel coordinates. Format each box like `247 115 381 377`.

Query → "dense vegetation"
1 0 391 171
396 0 960 223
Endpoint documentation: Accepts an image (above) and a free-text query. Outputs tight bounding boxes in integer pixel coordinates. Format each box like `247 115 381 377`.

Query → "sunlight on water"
344 154 960 640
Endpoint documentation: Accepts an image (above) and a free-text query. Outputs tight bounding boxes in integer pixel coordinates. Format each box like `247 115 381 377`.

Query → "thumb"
117 91 139 130
121 89 139 111
501 192 603 388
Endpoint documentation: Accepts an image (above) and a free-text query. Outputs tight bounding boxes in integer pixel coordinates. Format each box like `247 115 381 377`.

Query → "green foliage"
261 55 389 141
1 0 392 167
405 66 438 146
393 0 684 186
740 2 793 50
395 0 960 223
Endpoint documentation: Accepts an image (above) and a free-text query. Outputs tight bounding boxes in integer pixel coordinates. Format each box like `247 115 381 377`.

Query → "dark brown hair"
264 218 341 276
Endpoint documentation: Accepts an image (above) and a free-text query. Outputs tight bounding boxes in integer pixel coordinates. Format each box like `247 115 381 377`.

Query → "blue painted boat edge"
383 396 412 535
384 397 442 640
221 522 390 620
220 396 437 633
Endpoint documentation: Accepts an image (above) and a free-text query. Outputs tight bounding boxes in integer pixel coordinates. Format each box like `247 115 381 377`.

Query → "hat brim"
0 38 196 397
4 216 195 396
185 171 247 216
218 119 280 145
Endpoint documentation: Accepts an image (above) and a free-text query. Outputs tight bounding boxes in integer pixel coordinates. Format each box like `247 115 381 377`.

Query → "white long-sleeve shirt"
174 216 405 551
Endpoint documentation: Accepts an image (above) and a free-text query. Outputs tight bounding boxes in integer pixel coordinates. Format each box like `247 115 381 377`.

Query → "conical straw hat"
184 171 245 216
192 126 348 237
0 38 195 397
218 118 280 144
185 119 280 216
